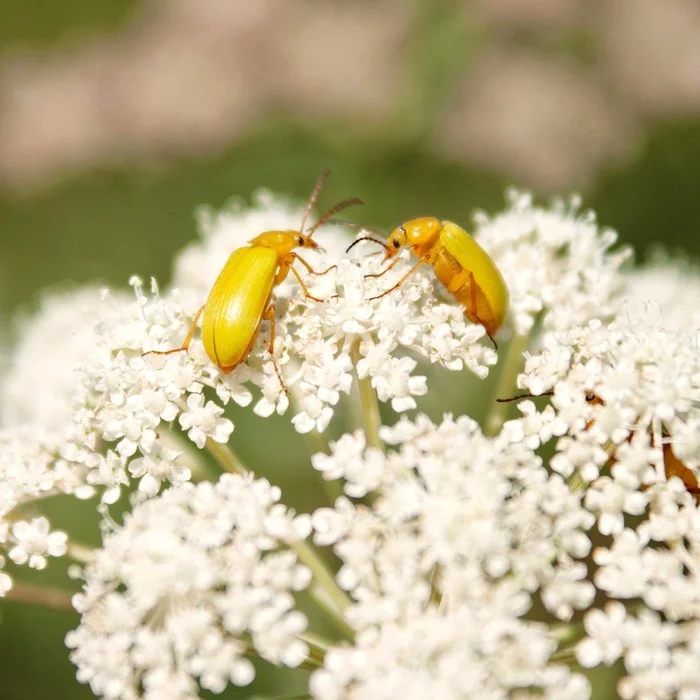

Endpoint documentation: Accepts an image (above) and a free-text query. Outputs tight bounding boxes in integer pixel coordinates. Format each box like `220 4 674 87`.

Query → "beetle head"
395 217 442 255
295 232 323 252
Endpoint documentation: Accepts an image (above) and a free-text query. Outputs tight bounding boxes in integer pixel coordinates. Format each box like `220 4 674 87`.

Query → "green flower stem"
293 540 354 640
350 338 383 450
298 412 343 505
566 472 587 493
5 582 74 612
66 541 96 564
205 429 352 639
550 646 578 664
550 621 584 663
307 585 355 641
485 332 531 436
551 621 584 646
299 630 334 655
204 438 248 475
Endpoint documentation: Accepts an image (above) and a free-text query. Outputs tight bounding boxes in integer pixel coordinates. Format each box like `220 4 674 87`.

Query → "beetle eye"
297 236 304 246
392 239 400 249
585 393 596 402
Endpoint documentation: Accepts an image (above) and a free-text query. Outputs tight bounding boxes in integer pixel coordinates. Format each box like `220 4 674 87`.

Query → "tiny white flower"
9 517 67 570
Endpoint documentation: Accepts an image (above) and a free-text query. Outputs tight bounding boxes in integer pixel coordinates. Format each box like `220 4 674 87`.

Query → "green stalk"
205 437 248 475
203 438 353 639
350 338 383 450
66 541 95 564
485 332 531 436
293 540 354 640
5 582 75 612
293 392 343 505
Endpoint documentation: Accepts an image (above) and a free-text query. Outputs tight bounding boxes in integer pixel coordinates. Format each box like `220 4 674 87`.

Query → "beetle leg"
464 271 498 350
289 264 327 303
363 255 403 280
367 259 425 301
262 302 288 394
446 269 470 295
142 305 204 358
293 252 337 276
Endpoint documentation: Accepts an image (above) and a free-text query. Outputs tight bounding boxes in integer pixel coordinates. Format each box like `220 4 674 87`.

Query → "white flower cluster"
0 286 126 435
56 279 241 503
66 473 312 700
624 252 700 331
0 427 83 593
170 190 499 431
578 603 700 699
517 307 700 502
473 189 632 335
310 414 594 698
509 301 700 697
1 184 698 699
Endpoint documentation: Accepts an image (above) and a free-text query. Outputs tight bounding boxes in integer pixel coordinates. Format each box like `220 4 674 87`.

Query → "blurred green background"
1 0 699 698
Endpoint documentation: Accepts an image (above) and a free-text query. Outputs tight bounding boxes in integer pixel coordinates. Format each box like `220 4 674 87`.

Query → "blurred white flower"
311 606 589 700
0 286 128 435
8 516 67 570
623 252 700 331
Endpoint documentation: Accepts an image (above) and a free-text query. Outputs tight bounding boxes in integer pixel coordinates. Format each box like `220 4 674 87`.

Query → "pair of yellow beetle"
145 172 509 392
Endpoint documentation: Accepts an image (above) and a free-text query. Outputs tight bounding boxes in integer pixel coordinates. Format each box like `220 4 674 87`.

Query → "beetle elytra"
347 217 509 348
144 171 362 392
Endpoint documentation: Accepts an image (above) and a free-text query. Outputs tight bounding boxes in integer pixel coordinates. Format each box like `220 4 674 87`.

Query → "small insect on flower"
347 218 509 348
144 171 362 392
498 391 700 500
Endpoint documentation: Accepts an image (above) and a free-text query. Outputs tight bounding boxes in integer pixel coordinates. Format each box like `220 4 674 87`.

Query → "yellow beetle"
144 171 361 391
348 217 509 347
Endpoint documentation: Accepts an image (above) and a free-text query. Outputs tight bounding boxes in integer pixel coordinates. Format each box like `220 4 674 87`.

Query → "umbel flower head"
309 414 594 698
0 183 699 700
66 474 312 698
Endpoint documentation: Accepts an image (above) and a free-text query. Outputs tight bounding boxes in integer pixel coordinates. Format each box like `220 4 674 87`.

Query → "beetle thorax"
249 230 313 255
386 217 442 258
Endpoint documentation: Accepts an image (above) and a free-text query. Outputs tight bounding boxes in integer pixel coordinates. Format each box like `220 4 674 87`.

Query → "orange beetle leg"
262 302 288 394
364 255 404 281
142 305 204 358
293 252 337 277
289 264 327 303
368 259 426 301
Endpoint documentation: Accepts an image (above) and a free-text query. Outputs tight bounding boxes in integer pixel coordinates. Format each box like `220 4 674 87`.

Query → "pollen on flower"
67 474 312 700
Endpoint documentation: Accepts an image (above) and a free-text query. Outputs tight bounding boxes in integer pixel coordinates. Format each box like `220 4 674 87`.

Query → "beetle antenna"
346 236 388 253
300 170 331 234
309 197 364 235
326 219 384 236
496 391 554 403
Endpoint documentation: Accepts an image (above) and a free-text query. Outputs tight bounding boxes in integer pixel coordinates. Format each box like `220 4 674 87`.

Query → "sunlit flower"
473 189 631 335
66 474 312 700
0 186 698 700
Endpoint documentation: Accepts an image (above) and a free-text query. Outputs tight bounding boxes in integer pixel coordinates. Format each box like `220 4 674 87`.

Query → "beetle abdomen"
201 247 277 371
438 221 509 333
432 246 500 335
